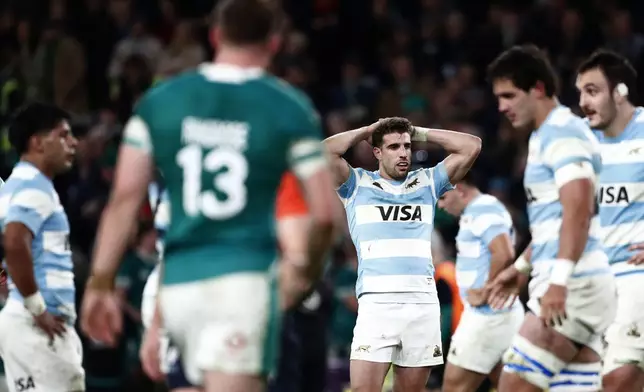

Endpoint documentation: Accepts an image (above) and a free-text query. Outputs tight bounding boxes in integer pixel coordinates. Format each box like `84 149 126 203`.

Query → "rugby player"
437 172 524 392
80 1 340 391
576 49 644 392
487 45 615 392
324 117 481 392
0 102 83 391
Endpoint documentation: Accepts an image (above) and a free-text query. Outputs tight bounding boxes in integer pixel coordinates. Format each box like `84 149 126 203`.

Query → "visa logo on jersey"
376 205 423 221
598 186 630 204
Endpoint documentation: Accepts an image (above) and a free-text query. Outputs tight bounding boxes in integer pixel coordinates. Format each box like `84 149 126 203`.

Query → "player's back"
596 107 644 271
524 106 606 271
0 162 74 321
133 64 322 284
455 194 517 313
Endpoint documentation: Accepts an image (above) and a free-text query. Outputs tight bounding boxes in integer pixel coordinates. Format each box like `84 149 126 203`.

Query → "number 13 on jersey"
176 144 249 220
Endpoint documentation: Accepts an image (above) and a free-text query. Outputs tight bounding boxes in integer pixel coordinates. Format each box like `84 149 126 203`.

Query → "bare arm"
323 124 376 186
3 223 38 298
412 127 482 182
487 233 516 282
88 144 152 289
558 179 594 263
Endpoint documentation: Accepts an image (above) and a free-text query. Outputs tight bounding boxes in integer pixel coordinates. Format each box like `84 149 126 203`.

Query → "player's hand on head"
33 312 66 345
80 285 122 347
627 244 644 264
539 284 567 327
487 266 521 310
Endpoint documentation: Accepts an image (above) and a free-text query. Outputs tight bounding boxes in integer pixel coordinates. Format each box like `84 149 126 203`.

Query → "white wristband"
24 292 46 316
411 128 429 142
549 259 576 286
513 255 532 276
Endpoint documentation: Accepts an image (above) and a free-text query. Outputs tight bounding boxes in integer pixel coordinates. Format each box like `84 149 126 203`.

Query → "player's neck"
605 104 636 138
19 155 54 179
462 189 481 208
214 46 270 70
534 98 559 129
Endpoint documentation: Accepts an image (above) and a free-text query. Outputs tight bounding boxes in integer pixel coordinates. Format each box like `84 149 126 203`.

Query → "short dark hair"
215 0 284 46
458 169 478 187
487 44 558 97
8 102 70 155
371 117 414 148
577 49 638 103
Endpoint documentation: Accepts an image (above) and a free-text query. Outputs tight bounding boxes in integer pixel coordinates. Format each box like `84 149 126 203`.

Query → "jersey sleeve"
427 160 455 198
337 166 360 202
4 186 55 235
471 203 512 245
276 172 309 218
284 93 328 181
541 124 598 188
122 91 158 154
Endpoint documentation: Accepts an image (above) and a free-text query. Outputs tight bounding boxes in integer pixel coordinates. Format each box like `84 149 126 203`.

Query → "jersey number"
176 145 248 219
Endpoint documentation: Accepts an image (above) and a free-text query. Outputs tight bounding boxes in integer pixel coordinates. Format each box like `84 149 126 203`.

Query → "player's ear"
373 146 382 160
613 82 629 104
209 27 220 50
267 34 282 54
532 81 546 99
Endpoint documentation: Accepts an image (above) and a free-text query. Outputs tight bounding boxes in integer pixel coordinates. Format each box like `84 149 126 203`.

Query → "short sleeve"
428 160 455 198
285 92 327 180
480 224 510 246
4 188 55 235
337 167 360 201
541 127 594 171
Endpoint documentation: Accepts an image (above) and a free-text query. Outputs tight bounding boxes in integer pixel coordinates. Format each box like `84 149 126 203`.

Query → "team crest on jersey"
405 177 420 189
433 345 442 357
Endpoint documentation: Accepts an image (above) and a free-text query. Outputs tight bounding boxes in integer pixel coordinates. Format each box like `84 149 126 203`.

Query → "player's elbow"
463 135 482 158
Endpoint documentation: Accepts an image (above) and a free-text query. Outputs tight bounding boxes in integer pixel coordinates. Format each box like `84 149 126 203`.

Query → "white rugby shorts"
0 300 85 392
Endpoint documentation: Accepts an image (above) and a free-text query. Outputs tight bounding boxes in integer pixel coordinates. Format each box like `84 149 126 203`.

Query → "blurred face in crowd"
373 132 412 181
492 78 540 131
39 120 77 173
576 68 617 130
437 186 467 216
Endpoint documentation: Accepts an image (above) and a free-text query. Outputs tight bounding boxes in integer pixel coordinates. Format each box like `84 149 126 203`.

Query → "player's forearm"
413 127 482 156
303 220 334 282
513 243 533 275
558 209 590 263
3 243 38 297
323 126 372 157
89 198 142 289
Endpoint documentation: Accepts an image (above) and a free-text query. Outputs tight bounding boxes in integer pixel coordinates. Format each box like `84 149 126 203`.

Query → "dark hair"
487 44 558 97
8 102 70 155
577 49 638 103
371 117 415 148
214 0 284 46
458 170 478 187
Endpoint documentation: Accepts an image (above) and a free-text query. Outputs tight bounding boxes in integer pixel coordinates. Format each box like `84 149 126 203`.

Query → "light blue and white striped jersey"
455 194 518 313
524 106 608 273
595 107 644 277
337 161 453 297
0 162 75 322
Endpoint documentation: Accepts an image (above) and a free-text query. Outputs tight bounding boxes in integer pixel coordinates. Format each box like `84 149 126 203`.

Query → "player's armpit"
3 222 38 297
558 178 595 262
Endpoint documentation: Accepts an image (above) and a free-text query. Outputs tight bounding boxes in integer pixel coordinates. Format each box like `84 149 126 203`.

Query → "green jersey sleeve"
284 91 327 180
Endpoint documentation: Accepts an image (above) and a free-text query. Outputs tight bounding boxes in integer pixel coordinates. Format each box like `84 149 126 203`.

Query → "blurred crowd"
0 0 643 391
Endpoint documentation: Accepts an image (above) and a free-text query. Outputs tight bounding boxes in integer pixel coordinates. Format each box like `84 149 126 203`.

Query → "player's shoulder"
540 107 590 136
2 164 53 195
469 194 508 215
137 71 200 109
629 107 644 135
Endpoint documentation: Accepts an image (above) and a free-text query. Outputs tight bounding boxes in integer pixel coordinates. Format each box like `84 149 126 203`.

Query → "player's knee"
602 365 644 392
501 335 565 390
549 362 601 392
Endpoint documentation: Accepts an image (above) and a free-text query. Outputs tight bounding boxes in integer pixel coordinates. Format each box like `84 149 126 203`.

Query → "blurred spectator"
156 20 205 79
108 19 162 82
32 21 88 115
